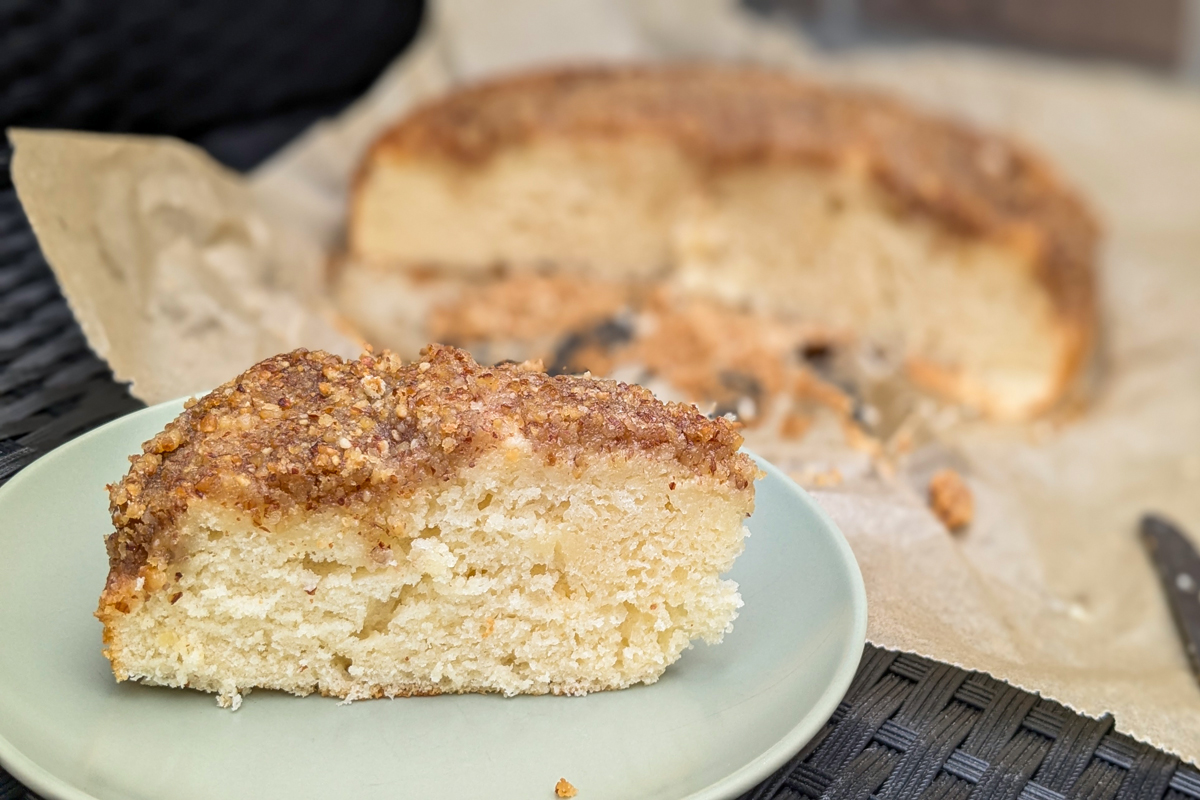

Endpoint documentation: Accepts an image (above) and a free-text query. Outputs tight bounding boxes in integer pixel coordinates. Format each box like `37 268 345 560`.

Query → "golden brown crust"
362 64 1098 360
101 344 755 589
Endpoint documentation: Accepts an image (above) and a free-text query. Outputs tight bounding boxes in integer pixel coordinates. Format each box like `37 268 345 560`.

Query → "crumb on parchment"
928 468 974 532
555 777 578 797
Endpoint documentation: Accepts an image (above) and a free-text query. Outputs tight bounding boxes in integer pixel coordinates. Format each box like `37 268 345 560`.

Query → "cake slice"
97 345 758 708
347 65 1099 419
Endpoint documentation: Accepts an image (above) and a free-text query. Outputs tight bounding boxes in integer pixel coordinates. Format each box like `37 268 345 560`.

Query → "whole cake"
347 65 1099 420
97 345 758 708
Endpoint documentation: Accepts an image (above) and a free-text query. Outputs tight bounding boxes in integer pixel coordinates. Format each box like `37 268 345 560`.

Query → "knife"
1140 514 1200 685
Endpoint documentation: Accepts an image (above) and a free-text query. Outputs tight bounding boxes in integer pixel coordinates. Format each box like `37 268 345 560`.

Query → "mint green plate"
0 399 866 800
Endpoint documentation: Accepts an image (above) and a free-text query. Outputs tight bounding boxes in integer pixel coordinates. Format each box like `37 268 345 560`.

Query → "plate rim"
0 399 868 800
682 453 867 800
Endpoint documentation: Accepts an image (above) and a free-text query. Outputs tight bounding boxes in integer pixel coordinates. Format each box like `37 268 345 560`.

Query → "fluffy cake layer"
98 346 758 705
348 65 1099 418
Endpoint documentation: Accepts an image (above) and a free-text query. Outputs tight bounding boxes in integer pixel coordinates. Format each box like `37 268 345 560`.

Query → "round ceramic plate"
0 399 866 800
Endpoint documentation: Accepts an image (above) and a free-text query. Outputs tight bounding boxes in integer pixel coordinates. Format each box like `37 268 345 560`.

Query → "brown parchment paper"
11 0 1200 765
8 130 359 401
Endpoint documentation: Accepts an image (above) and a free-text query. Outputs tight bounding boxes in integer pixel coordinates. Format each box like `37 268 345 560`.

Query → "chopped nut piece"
518 358 545 373
555 778 578 798
928 468 974 532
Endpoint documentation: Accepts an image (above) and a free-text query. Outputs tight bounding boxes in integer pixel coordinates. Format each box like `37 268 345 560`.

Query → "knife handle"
1140 514 1200 683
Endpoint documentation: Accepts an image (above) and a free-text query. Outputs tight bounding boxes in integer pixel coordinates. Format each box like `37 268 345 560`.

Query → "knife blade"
1140 514 1200 686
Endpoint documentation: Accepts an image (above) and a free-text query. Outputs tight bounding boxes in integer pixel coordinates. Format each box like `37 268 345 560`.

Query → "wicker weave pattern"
742 648 1200 800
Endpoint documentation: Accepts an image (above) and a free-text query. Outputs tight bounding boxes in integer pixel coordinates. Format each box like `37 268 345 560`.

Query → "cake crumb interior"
104 449 749 705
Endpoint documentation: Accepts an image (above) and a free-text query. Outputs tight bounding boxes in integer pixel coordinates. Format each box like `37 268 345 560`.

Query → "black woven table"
1 2 1198 798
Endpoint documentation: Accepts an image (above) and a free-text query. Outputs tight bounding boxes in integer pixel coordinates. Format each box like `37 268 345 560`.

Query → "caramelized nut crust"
104 345 756 585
